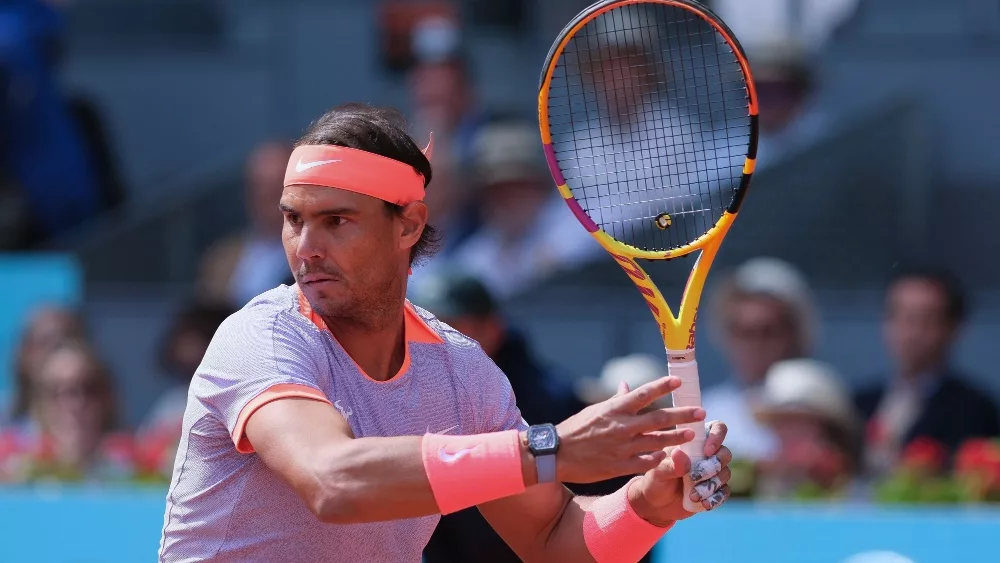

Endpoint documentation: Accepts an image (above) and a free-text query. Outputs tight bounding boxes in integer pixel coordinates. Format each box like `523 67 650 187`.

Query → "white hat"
718 256 818 352
471 122 546 186
754 358 857 433
575 354 669 406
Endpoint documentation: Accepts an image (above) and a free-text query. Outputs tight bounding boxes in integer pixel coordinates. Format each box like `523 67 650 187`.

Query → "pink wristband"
583 477 673 563
421 430 526 515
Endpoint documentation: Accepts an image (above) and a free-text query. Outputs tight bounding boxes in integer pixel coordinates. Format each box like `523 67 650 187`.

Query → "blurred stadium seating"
3 0 1000 561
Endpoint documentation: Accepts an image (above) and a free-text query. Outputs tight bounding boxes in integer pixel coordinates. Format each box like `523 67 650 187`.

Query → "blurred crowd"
2 1 999 562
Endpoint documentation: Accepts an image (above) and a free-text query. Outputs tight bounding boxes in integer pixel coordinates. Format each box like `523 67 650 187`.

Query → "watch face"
530 426 556 451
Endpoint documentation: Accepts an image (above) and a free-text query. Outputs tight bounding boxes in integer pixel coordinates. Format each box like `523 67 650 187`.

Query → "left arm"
481 421 732 563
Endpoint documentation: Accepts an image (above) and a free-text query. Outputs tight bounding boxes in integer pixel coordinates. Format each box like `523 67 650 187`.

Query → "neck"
897 364 941 384
323 302 407 382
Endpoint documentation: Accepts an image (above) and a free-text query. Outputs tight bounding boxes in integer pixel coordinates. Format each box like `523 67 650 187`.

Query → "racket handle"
666 349 705 514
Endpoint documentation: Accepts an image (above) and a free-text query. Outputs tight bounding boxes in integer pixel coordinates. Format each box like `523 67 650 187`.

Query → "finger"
703 420 728 457
629 429 694 453
716 446 733 467
702 485 730 511
611 376 681 413
653 446 690 480
614 381 630 397
630 406 706 434
689 455 723 482
690 467 731 502
625 450 668 475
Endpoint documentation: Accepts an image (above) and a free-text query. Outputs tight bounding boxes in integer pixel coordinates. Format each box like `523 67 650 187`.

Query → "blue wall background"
1 488 997 563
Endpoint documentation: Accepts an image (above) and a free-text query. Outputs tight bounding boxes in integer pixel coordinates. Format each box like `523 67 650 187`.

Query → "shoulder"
407 302 482 353
219 285 305 332
937 372 998 410
407 302 507 383
202 285 322 365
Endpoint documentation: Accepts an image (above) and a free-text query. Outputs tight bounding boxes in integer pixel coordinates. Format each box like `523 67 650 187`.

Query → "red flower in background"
899 436 949 475
134 429 178 478
954 438 1000 491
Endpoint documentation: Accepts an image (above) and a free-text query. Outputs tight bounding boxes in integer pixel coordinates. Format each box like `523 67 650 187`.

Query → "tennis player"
158 104 733 563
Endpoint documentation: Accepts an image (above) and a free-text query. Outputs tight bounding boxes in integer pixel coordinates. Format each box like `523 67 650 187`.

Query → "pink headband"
283 134 434 206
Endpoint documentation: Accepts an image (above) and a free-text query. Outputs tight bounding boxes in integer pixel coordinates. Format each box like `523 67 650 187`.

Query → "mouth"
299 274 339 285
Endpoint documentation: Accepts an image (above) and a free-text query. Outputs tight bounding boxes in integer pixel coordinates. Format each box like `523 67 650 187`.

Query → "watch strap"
536 454 557 484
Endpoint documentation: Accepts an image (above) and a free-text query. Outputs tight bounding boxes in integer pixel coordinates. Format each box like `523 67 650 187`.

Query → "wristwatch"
526 424 560 484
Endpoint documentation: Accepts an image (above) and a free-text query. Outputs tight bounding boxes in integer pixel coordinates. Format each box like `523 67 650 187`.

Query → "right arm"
244 377 701 525
245 397 532 523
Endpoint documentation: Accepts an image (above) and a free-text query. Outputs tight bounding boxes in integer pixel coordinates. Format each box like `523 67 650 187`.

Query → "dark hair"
295 103 441 265
887 264 967 322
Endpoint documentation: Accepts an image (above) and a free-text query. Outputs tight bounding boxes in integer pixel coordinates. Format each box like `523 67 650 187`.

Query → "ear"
397 201 428 254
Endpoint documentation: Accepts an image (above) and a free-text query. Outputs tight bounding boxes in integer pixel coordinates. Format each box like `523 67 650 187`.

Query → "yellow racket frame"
538 0 759 352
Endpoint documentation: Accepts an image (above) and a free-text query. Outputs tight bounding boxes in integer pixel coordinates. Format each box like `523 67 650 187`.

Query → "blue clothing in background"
1 0 100 238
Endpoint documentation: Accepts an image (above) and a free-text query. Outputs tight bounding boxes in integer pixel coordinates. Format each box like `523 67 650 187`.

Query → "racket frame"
537 0 759 513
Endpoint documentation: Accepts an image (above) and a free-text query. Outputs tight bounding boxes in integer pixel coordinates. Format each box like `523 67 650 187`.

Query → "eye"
285 213 302 227
328 216 348 227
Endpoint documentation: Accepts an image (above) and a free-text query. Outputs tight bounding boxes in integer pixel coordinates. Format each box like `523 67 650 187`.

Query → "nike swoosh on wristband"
295 157 341 172
438 445 477 463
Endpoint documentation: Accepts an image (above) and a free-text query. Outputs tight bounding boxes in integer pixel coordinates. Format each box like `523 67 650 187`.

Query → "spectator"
0 0 103 243
420 120 602 299
140 301 235 438
197 141 294 308
21 339 120 481
702 257 816 462
753 358 862 500
411 271 588 563
748 41 830 168
855 266 999 478
406 40 486 255
406 16 484 170
4 303 87 429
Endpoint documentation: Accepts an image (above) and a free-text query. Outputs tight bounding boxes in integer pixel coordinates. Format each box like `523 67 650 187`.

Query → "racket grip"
666 349 705 514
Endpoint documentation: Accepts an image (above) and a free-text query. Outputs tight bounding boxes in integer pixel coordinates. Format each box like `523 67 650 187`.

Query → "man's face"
594 52 656 118
408 63 467 130
480 179 549 241
883 277 957 376
36 348 107 446
724 295 799 384
280 185 419 324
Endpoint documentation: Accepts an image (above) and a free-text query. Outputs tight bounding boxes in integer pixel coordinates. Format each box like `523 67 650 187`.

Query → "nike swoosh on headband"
295 157 341 173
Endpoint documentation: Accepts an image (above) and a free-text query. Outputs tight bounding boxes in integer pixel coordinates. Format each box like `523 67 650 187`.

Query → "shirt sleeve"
474 351 530 434
193 308 331 453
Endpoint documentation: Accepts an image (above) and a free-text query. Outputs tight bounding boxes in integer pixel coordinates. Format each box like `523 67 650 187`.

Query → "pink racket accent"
565 197 600 233
583 477 673 562
542 143 566 186
421 430 525 515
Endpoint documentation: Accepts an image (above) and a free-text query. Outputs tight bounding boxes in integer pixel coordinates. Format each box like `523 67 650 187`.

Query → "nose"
295 224 324 262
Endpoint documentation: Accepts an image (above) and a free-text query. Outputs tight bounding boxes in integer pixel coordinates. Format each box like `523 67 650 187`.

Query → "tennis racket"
538 0 758 513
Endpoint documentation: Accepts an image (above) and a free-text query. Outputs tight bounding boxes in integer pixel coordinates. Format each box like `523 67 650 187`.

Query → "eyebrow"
279 203 360 217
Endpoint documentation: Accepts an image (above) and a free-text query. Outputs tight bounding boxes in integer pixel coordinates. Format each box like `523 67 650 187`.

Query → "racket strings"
546 2 750 252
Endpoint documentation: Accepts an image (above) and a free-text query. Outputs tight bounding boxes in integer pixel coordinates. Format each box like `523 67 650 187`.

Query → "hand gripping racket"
538 0 758 512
